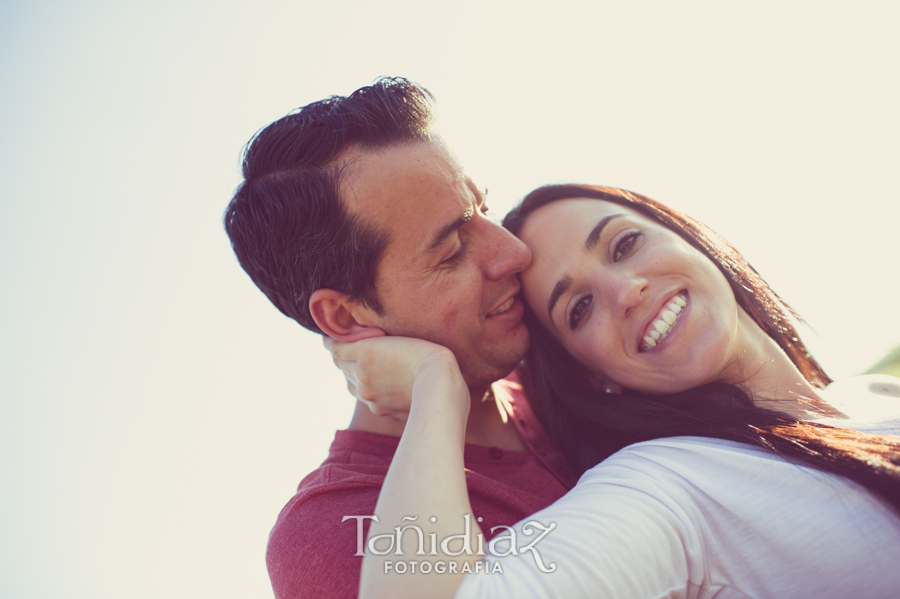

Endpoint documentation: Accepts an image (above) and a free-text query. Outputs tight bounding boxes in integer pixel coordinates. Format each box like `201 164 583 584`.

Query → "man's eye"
613 231 642 262
443 244 468 266
568 296 592 330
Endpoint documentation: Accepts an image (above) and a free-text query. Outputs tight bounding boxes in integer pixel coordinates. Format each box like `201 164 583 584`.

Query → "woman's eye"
568 296 592 330
613 231 642 262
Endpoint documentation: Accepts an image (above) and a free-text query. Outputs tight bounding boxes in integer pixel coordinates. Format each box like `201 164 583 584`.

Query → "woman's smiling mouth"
640 292 688 352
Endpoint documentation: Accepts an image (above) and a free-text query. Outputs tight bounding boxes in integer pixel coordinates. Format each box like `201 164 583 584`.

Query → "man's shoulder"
267 480 377 599
270 466 383 547
282 428 396 511
266 430 394 599
264 396 575 598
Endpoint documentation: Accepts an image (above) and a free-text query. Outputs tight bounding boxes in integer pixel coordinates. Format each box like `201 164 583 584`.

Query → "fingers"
323 337 349 365
358 397 408 422
324 335 397 418
319 335 428 423
361 398 387 417
324 337 363 364
322 335 344 357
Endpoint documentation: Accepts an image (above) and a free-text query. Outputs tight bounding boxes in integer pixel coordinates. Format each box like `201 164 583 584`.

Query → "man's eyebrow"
426 206 475 253
548 214 625 322
547 275 573 322
585 214 624 251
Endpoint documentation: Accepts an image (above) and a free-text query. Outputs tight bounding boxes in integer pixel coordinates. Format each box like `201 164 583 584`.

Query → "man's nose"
480 219 532 280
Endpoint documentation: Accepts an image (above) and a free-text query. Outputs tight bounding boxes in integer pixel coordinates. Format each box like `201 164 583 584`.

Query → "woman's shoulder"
577 435 775 493
573 375 900 491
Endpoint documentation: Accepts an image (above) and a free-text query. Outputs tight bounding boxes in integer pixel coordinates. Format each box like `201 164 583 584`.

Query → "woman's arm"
326 337 482 599
328 337 697 599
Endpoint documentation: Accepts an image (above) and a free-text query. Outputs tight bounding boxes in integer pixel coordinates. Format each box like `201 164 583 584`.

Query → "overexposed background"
1 1 898 597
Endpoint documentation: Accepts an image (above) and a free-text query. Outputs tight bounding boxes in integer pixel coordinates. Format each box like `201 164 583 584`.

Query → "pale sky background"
1 1 898 598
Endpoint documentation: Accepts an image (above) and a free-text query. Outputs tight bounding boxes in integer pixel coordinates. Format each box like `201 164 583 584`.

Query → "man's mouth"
640 292 688 351
487 297 515 317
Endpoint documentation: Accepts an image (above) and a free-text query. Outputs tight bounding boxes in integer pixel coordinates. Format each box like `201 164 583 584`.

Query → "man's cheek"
440 304 460 334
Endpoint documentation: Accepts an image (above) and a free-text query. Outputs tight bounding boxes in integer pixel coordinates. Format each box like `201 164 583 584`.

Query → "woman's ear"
309 289 386 342
585 371 624 395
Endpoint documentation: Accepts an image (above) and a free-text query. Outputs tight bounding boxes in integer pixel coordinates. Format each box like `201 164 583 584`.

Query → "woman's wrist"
411 349 470 419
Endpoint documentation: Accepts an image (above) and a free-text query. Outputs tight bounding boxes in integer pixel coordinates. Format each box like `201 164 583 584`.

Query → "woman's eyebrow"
548 275 573 322
585 214 624 251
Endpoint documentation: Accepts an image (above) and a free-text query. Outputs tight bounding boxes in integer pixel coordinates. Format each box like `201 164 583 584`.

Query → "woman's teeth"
641 294 687 350
488 297 514 317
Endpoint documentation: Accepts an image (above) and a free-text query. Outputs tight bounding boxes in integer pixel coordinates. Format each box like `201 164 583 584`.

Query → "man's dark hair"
223 77 435 333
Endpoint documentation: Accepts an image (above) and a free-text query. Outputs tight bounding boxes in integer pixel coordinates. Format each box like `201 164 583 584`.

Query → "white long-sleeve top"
455 375 900 599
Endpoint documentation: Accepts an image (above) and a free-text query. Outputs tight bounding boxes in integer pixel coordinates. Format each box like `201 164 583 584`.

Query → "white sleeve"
455 456 704 599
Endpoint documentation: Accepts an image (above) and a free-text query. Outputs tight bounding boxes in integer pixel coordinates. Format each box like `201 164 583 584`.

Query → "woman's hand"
345 336 479 599
325 335 478 598
324 335 467 422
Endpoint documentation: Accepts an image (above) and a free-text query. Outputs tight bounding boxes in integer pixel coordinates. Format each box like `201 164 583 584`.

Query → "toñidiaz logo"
342 514 557 574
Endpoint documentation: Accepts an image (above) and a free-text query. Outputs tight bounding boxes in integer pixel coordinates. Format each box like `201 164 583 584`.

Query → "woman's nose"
609 274 648 319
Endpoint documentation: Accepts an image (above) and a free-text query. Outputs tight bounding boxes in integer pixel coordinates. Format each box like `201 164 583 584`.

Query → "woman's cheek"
579 341 617 380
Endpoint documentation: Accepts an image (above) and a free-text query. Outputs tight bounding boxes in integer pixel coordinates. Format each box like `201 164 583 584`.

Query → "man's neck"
346 385 526 451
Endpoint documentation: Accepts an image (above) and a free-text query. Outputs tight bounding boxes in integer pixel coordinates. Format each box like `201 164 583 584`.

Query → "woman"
333 185 900 598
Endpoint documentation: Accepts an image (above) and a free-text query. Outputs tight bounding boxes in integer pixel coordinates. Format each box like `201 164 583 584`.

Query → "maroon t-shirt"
266 378 577 599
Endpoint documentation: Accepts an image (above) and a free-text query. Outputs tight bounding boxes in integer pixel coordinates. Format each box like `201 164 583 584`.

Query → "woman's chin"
619 359 727 396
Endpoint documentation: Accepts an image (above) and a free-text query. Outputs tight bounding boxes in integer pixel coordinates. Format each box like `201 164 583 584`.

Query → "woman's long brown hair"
503 184 900 511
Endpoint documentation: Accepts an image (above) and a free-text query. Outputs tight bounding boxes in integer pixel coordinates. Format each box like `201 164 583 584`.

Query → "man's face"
342 138 531 389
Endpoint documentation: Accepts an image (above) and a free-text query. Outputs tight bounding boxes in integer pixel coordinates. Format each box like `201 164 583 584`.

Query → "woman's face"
518 198 747 395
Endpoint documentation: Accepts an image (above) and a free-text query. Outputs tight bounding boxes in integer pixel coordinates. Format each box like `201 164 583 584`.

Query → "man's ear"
309 289 386 342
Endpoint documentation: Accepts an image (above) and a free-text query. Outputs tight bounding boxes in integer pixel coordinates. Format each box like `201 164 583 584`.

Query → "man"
224 78 576 598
